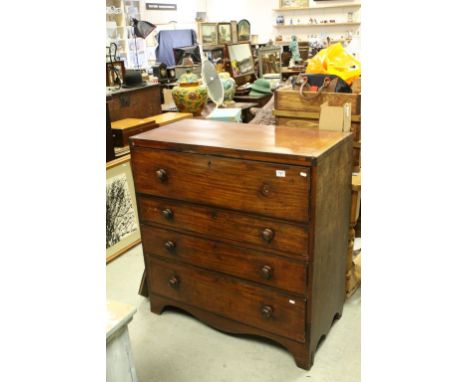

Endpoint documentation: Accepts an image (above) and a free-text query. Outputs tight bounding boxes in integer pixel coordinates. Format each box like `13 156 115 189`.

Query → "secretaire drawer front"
141 225 307 294
138 196 309 257
147 257 306 342
131 148 310 222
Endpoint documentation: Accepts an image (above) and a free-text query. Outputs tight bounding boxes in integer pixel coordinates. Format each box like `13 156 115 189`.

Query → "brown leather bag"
295 74 351 100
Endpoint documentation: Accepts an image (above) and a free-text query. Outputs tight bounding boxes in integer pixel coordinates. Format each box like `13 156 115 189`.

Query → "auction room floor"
107 244 361 382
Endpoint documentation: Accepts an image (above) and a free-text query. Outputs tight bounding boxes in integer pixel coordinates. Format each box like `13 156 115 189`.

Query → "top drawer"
131 148 310 222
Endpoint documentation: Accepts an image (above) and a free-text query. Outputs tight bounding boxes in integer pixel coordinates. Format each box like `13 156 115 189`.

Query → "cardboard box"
318 102 352 132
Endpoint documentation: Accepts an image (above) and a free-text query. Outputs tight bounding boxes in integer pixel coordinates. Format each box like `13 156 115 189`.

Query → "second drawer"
141 224 307 295
138 195 309 257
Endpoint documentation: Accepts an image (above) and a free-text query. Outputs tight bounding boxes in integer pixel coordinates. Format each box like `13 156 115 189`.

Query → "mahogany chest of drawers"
130 119 353 369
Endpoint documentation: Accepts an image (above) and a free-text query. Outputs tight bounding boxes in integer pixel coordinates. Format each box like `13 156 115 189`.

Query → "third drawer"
141 224 307 295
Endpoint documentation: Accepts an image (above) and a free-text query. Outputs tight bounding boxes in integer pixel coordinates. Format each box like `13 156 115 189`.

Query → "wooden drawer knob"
261 183 270 196
261 228 275 243
168 275 180 289
261 265 273 280
156 168 168 182
161 208 173 220
165 240 176 252
261 305 273 319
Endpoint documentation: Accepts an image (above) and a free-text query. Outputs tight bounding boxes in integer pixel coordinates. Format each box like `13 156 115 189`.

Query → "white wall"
205 0 276 43
139 0 360 60
206 0 360 43
140 0 206 31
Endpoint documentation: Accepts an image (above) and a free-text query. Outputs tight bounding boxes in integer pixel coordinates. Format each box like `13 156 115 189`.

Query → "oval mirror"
201 57 224 107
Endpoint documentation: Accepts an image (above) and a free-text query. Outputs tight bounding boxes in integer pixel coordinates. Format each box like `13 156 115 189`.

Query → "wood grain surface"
137 195 309 257
132 147 310 222
141 224 307 294
147 256 307 342
275 87 361 115
130 119 353 370
107 84 162 122
130 119 353 166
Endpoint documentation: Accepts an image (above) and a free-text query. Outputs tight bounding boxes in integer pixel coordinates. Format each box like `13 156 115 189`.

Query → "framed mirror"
226 42 255 84
258 46 281 77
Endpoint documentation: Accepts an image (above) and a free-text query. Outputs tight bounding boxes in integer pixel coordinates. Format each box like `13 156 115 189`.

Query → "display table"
107 300 138 382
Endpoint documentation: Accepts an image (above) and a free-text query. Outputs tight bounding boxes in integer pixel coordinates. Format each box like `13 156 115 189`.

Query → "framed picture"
217 23 232 44
106 60 125 87
258 46 282 77
201 23 218 45
203 46 225 71
106 155 141 264
230 20 238 43
237 19 250 42
279 0 309 8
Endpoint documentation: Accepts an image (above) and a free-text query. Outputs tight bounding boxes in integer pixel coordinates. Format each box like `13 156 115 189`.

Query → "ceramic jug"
219 72 236 102
172 70 208 116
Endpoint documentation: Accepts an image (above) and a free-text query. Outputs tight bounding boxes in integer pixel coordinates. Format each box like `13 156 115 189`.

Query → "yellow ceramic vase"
172 71 208 116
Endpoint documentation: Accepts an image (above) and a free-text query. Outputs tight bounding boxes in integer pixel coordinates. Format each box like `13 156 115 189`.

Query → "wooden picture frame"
106 155 141 264
225 42 256 86
106 60 126 87
237 19 251 42
279 0 309 9
201 23 218 45
258 46 282 77
230 20 238 43
217 23 232 44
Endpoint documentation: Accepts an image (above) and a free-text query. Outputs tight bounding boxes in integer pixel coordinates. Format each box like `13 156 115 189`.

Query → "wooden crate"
274 86 361 172
275 87 361 115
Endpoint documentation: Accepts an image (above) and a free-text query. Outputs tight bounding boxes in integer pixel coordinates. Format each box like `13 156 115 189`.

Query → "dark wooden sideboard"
129 119 353 369
107 83 162 122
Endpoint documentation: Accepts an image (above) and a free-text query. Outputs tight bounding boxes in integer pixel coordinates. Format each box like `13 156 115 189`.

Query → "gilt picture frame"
106 155 141 264
201 23 218 45
279 0 309 9
217 22 232 44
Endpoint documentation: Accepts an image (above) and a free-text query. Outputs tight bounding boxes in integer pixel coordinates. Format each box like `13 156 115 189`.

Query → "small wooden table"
107 300 138 382
233 94 273 109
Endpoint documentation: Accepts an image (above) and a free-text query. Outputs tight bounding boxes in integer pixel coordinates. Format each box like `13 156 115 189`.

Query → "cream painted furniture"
106 300 138 382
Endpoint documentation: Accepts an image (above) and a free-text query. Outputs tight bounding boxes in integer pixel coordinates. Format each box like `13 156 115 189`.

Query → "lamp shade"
132 18 156 39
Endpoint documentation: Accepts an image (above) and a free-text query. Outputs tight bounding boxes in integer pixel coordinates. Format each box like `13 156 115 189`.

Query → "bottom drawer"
147 256 306 342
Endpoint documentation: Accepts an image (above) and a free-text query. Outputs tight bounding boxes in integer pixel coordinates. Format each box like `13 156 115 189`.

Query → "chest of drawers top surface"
130 119 352 165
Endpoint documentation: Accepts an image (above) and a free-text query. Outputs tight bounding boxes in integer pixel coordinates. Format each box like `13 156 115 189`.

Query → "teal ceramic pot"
219 72 236 101
172 71 208 116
